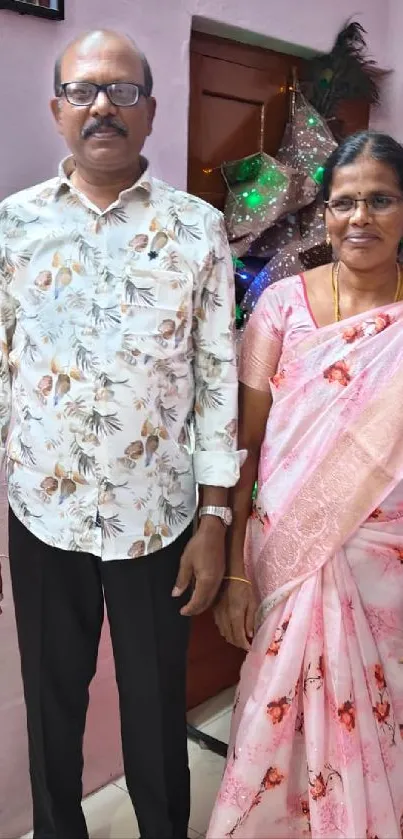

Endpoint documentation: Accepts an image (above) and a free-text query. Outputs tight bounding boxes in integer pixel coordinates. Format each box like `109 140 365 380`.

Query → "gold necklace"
332 261 403 323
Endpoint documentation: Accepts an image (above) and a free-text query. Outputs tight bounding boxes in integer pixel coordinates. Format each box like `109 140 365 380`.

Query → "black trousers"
8 509 192 839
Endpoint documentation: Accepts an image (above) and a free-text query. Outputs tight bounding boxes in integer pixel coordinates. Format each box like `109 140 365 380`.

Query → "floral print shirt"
0 158 241 560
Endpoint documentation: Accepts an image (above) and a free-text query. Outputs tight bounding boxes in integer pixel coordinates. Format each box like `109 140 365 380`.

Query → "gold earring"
326 230 331 247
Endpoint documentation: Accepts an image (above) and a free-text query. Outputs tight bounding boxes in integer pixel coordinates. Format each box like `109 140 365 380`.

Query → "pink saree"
207 275 403 839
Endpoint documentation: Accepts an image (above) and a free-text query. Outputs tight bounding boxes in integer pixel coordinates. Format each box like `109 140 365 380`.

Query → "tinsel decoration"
301 21 388 129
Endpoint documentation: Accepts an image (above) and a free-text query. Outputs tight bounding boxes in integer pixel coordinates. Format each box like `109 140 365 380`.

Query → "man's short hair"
54 41 153 98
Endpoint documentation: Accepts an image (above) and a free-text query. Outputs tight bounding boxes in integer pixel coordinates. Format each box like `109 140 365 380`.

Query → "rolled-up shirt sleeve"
192 210 246 487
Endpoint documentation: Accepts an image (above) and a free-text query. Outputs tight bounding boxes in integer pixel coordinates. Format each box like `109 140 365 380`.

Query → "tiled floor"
22 687 234 839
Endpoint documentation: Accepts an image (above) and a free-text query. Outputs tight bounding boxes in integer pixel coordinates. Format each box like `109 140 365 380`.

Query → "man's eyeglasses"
58 82 148 108
325 194 403 218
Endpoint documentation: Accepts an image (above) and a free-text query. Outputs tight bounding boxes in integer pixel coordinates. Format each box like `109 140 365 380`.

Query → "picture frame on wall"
0 0 64 20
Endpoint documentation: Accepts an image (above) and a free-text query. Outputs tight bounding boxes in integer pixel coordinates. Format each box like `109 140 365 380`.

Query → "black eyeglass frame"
324 195 403 215
57 82 149 107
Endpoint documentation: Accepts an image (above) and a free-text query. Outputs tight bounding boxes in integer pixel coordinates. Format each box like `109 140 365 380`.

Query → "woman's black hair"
322 130 403 201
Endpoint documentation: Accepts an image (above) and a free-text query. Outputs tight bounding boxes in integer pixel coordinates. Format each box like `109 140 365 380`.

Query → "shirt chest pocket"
120 269 194 359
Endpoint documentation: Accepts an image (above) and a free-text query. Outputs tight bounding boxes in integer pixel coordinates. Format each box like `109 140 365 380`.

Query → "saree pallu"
208 294 403 839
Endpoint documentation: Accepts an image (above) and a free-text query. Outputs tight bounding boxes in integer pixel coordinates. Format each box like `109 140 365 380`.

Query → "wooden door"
185 32 370 711
186 34 305 710
188 33 305 212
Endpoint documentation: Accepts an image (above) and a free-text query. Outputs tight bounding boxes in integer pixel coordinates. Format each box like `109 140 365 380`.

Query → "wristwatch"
199 505 233 527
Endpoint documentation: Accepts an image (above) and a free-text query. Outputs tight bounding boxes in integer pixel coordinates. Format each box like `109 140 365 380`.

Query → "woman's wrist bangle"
223 575 251 585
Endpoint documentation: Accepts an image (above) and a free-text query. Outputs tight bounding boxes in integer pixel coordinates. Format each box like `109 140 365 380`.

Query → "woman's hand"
214 578 257 651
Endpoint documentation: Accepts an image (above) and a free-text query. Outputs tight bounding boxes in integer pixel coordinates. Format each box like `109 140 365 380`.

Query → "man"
0 30 241 839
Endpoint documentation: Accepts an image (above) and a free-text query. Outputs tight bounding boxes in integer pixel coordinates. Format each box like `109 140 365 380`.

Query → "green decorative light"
235 304 245 327
245 191 263 208
307 115 318 126
313 165 325 185
234 157 261 183
258 167 287 188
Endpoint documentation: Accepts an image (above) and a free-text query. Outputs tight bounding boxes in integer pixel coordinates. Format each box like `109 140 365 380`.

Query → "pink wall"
0 1 392 837
0 0 390 200
370 0 403 143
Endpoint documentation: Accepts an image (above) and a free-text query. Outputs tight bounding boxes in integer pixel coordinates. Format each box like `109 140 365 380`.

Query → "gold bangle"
223 575 251 585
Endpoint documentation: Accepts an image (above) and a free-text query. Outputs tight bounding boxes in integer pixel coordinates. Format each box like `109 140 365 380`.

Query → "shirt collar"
54 155 153 202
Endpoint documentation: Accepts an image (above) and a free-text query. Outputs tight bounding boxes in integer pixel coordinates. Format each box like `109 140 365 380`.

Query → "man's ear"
146 97 157 137
50 97 64 135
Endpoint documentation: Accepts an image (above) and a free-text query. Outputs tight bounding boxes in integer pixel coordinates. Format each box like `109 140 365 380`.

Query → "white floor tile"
113 774 128 792
201 707 232 745
187 686 235 731
83 783 138 838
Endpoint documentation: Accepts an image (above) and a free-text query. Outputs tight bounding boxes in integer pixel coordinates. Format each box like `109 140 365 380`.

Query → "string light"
235 304 246 327
245 191 263 209
313 165 325 184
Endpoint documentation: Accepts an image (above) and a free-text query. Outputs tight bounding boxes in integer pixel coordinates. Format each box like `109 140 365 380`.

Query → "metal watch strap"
198 505 232 526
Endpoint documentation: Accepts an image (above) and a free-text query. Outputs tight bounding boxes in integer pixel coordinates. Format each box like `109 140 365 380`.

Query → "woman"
208 131 403 839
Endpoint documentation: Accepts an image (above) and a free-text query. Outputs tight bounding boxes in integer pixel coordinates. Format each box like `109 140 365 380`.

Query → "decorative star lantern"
277 89 337 182
238 90 338 315
222 151 315 246
275 87 337 260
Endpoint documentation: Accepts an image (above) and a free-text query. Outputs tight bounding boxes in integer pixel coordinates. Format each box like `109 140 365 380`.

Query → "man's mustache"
81 117 128 139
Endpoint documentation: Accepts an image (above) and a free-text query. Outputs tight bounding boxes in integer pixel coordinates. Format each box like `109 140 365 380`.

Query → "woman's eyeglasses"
325 194 403 218
58 82 148 108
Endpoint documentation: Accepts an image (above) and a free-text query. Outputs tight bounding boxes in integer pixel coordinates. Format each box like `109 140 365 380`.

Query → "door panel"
188 34 304 211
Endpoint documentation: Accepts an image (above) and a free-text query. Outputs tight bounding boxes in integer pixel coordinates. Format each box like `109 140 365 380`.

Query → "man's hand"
172 518 225 617
214 578 257 651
